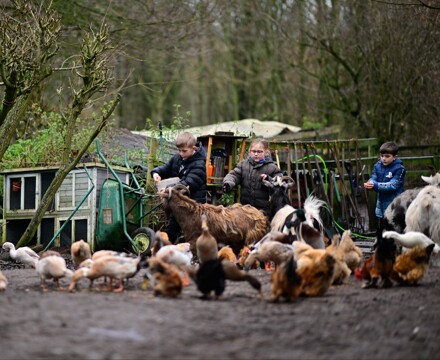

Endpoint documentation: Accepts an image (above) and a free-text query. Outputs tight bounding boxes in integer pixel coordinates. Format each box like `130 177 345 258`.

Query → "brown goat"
159 186 269 257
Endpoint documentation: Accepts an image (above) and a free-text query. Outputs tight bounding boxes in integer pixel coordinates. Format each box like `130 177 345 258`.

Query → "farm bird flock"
2 174 439 302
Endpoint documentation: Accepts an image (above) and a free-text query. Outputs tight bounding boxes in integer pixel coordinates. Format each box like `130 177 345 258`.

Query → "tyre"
131 227 155 255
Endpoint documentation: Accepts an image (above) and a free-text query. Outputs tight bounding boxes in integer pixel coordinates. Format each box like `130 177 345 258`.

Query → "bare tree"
0 0 121 247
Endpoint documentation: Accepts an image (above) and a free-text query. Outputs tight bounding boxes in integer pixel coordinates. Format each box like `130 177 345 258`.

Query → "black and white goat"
263 176 326 249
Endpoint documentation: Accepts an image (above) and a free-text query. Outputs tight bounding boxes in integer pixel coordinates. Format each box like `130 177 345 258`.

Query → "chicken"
154 234 193 285
145 257 183 298
196 214 218 263
332 230 363 271
36 254 73 292
270 254 303 302
68 254 146 292
237 246 260 270
218 245 237 263
354 235 397 288
151 231 172 256
383 231 440 254
0 270 8 291
244 241 294 271
2 242 39 268
297 253 336 297
71 240 92 269
391 244 435 285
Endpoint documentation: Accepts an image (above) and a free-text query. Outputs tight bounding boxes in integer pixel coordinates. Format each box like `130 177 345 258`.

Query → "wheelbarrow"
95 140 159 254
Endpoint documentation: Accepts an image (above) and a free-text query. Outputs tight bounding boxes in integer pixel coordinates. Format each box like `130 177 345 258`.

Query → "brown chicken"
297 253 336 297
146 257 183 298
270 254 303 302
354 235 397 288
218 245 237 263
237 246 260 270
391 244 435 285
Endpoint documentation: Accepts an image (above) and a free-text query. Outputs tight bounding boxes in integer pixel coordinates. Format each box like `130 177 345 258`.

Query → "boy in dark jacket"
222 138 282 217
364 141 405 238
151 131 207 243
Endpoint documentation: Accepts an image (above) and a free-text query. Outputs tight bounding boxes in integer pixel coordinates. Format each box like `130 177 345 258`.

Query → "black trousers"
164 215 181 244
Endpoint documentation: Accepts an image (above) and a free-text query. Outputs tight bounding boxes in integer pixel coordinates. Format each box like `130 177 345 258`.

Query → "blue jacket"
369 157 406 218
151 142 207 203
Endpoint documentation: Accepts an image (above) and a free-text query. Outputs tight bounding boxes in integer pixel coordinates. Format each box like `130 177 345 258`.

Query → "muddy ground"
1 250 440 360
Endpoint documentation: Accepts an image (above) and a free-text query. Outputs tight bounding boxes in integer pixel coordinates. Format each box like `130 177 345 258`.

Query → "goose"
36 254 73 292
2 242 39 268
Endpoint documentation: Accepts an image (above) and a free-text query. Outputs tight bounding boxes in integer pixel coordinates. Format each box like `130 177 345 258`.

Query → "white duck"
0 270 8 291
2 242 39 268
383 231 440 254
36 253 73 292
68 254 145 292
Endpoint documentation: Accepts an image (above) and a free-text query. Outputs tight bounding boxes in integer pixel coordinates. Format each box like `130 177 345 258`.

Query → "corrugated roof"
133 119 301 139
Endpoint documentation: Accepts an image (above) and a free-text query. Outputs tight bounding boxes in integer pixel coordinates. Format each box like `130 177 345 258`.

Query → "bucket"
156 177 180 193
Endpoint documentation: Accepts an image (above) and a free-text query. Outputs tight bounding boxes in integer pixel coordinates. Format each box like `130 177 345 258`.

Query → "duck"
68 254 146 292
71 240 92 269
0 270 8 291
2 242 39 268
36 254 73 292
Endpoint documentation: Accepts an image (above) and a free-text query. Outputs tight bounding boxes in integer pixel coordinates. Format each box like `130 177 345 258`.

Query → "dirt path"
1 254 440 360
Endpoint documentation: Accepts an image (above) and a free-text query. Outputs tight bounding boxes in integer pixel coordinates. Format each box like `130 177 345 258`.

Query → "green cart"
95 141 159 254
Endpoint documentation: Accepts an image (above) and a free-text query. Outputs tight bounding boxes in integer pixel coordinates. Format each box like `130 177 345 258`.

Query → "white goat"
404 173 440 266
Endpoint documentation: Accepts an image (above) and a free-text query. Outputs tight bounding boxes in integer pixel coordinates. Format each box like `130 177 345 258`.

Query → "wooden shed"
1 162 132 251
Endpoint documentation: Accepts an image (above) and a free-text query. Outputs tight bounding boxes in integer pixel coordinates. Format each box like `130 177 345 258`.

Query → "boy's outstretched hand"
153 173 162 182
364 181 374 190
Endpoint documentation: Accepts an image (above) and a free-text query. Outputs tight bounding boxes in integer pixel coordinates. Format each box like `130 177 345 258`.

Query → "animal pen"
265 138 440 256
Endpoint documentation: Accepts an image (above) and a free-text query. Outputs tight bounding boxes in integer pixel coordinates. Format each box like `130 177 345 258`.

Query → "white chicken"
0 270 8 291
383 231 440 254
2 242 39 268
36 254 73 291
154 233 193 285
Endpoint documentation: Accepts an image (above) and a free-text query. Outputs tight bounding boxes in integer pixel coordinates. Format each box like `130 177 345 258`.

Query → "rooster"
354 235 397 288
391 244 435 285
270 254 303 302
